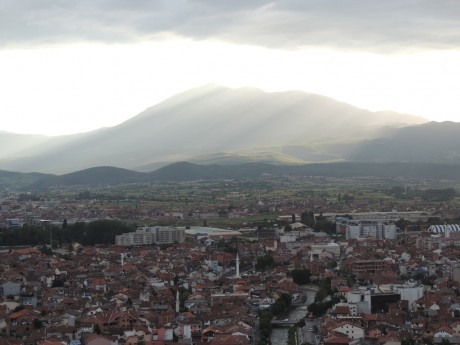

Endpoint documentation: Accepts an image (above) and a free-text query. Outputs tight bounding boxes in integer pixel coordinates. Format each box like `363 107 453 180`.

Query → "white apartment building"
116 226 185 246
311 242 341 258
338 219 397 240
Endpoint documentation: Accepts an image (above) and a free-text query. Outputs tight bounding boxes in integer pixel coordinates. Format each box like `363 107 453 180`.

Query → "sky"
1 0 460 136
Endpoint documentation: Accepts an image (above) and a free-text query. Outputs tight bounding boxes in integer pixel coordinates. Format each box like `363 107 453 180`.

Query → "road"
298 319 321 345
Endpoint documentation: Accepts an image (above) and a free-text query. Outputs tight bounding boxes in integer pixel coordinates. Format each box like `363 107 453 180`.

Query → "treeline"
258 293 293 345
0 220 135 246
299 211 336 234
388 187 457 201
308 278 340 317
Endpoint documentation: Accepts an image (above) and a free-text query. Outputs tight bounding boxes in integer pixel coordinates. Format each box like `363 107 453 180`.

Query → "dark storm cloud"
1 0 460 51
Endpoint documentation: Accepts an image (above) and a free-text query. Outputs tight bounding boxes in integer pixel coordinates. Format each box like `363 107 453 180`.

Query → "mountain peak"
0 86 432 173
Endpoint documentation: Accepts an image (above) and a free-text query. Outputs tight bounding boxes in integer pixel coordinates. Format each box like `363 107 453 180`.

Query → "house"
333 304 352 318
434 325 454 340
38 339 67 345
175 316 202 339
202 326 224 342
5 219 21 229
84 334 117 345
46 325 76 342
452 320 460 336
209 334 250 345
93 278 107 292
0 313 7 334
123 328 152 344
330 322 365 340
324 335 352 345
20 292 38 307
96 310 140 334
155 326 174 341
0 281 21 297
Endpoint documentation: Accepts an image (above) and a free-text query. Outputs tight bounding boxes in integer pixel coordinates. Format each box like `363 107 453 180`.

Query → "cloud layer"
2 0 460 51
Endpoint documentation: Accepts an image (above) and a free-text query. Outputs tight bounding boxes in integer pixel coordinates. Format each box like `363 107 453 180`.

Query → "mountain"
0 85 427 174
0 132 51 159
349 122 460 163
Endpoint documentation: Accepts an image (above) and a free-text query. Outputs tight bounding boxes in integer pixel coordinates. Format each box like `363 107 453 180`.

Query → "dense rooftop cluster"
0 178 460 345
0 222 459 345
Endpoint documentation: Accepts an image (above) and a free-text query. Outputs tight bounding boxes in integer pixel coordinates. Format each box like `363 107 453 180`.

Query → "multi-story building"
115 226 185 246
311 242 341 258
337 219 397 240
5 218 21 229
321 211 432 222
154 226 184 243
352 259 386 274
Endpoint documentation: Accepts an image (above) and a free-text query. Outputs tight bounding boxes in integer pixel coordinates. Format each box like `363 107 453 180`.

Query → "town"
1 176 460 345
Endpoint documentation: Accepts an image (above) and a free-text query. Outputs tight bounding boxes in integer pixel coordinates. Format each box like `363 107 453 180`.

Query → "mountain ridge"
0 85 430 174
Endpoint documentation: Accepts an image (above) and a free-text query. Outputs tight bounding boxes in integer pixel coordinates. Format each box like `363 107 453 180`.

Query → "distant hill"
148 161 460 182
0 170 51 190
33 166 148 188
0 85 427 174
5 162 459 190
349 122 460 163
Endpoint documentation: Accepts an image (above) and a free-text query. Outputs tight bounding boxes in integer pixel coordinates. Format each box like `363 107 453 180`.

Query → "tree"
313 220 335 234
422 337 434 345
327 260 337 269
346 275 356 287
440 339 451 345
256 254 275 271
33 318 42 329
94 323 102 335
289 268 311 285
301 211 315 227
270 293 292 315
395 218 412 231
279 292 292 307
401 338 415 345
424 188 456 201
308 296 340 317
258 310 273 341
342 193 354 203
52 277 65 287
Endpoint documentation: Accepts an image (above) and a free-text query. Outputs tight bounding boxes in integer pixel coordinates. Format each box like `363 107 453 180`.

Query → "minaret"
235 252 240 279
176 289 180 313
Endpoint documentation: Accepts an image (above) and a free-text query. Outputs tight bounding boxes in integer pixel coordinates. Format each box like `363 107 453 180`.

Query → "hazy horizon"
1 1 460 136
